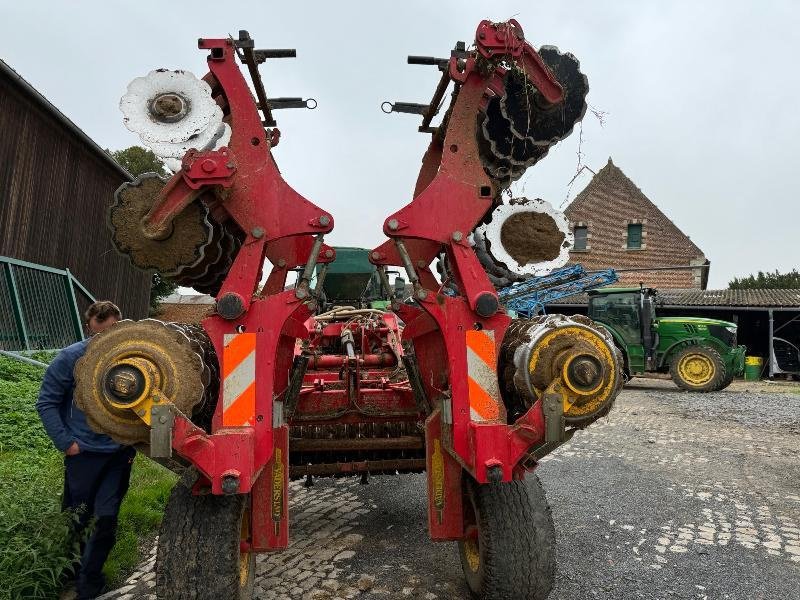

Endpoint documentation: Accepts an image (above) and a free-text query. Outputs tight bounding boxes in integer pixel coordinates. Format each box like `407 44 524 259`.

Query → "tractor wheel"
156 470 255 600
717 370 735 391
457 475 555 600
670 345 727 392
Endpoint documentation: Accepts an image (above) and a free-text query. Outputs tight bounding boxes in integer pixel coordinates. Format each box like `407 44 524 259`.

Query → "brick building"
565 158 709 289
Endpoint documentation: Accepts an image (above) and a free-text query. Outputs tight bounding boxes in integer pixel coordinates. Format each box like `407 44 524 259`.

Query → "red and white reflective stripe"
465 329 502 422
222 333 256 427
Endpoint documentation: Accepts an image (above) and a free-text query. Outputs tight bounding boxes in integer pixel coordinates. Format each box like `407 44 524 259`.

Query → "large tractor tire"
156 471 254 600
458 475 555 600
716 368 735 391
670 345 727 392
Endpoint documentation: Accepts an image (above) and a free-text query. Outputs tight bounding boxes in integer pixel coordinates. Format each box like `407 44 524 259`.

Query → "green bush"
0 356 43 383
0 356 176 597
0 451 80 600
0 384 52 452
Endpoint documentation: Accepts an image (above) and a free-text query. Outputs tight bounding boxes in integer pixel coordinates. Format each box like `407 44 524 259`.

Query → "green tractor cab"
587 287 746 392
315 247 405 310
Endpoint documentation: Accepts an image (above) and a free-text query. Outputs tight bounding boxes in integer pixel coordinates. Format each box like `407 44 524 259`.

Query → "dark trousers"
63 446 135 599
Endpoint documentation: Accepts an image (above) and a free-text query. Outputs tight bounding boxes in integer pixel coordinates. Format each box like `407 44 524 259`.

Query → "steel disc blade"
73 318 209 446
120 69 223 144
173 219 226 284
502 46 589 144
192 228 242 296
146 123 231 160
108 174 213 274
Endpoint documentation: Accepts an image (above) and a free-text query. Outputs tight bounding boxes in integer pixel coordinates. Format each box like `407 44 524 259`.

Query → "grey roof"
547 288 800 309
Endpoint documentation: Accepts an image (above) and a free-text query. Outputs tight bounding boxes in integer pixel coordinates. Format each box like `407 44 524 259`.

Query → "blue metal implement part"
499 265 618 317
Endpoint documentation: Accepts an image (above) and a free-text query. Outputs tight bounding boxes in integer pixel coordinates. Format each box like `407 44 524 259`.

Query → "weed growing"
0 355 176 598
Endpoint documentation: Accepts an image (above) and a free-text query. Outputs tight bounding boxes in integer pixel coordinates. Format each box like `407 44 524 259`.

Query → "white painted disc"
145 123 231 159
155 123 231 173
474 197 573 277
120 69 223 144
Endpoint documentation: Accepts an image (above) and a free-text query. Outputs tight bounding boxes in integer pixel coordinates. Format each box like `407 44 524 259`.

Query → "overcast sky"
3 1 797 288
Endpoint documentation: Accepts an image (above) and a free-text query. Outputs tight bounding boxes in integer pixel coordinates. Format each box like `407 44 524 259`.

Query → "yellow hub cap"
678 353 715 385
463 538 480 573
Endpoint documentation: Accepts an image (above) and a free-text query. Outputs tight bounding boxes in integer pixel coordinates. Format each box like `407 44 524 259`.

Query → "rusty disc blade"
501 46 589 144
108 173 213 275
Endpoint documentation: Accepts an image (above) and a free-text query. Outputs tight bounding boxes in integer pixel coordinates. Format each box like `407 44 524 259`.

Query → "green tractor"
315 246 406 309
587 287 746 392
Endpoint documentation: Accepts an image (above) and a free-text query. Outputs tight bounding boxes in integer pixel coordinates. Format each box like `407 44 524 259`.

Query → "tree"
109 146 168 177
150 272 178 312
728 269 800 289
110 146 175 311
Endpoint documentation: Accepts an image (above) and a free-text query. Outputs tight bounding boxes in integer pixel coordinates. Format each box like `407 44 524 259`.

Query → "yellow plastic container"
744 356 763 381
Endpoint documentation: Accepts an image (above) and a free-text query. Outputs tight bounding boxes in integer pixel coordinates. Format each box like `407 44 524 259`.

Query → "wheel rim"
463 529 481 573
678 353 715 385
239 507 251 588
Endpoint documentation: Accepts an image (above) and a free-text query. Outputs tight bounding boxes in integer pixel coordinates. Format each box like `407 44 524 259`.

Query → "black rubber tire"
156 470 254 600
717 371 735 391
458 475 556 600
669 345 727 393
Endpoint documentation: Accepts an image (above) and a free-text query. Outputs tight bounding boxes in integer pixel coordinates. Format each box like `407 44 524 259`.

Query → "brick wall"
564 158 708 289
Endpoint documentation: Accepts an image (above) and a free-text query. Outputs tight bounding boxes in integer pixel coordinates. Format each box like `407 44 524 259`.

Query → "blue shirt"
36 339 121 453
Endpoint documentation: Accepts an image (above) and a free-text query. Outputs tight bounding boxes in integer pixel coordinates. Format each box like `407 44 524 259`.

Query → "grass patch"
0 355 176 598
104 457 176 585
0 450 80 600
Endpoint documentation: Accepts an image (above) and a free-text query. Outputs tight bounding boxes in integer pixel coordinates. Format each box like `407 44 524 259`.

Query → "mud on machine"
76 20 623 600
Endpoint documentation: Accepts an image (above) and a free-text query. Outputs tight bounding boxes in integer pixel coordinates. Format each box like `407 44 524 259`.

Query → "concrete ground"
100 379 800 600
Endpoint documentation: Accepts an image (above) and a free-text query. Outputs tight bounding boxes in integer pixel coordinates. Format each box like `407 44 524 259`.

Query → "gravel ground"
100 379 800 600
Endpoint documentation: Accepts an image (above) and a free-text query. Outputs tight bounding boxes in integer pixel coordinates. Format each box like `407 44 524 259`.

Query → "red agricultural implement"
76 20 622 599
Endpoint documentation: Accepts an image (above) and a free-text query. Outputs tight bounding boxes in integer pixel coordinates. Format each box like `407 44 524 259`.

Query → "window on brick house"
573 226 588 251
627 223 642 249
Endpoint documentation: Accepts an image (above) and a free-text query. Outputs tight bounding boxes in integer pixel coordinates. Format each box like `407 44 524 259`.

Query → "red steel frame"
136 36 339 550
369 20 563 539
296 312 416 421
136 19 569 551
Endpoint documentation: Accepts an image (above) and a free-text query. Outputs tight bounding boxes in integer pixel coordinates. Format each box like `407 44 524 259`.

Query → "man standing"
37 300 134 600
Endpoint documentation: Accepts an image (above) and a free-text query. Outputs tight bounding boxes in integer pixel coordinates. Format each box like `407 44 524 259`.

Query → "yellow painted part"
745 356 763 366
272 448 284 522
528 325 616 418
240 507 251 588
542 379 587 419
561 356 604 396
463 538 480 573
431 439 445 511
677 352 715 386
87 337 187 430
104 357 165 426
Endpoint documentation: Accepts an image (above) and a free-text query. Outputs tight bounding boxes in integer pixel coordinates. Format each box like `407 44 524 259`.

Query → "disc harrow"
109 174 213 276
109 173 244 295
474 196 573 282
74 319 217 446
120 69 229 172
70 21 626 600
477 45 588 189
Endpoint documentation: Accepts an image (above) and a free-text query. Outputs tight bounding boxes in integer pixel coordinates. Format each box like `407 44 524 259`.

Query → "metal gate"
0 256 95 351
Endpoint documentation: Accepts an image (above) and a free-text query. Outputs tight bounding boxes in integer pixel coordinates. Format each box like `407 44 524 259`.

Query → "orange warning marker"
465 330 502 422
222 333 256 426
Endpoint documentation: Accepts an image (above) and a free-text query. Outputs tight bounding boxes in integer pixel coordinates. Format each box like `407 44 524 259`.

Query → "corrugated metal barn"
0 58 150 322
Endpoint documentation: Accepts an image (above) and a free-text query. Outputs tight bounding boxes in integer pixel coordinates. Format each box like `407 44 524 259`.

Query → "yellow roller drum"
74 319 213 446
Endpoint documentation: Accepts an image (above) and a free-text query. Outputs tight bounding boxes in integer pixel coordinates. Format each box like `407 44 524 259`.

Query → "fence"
0 256 95 351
